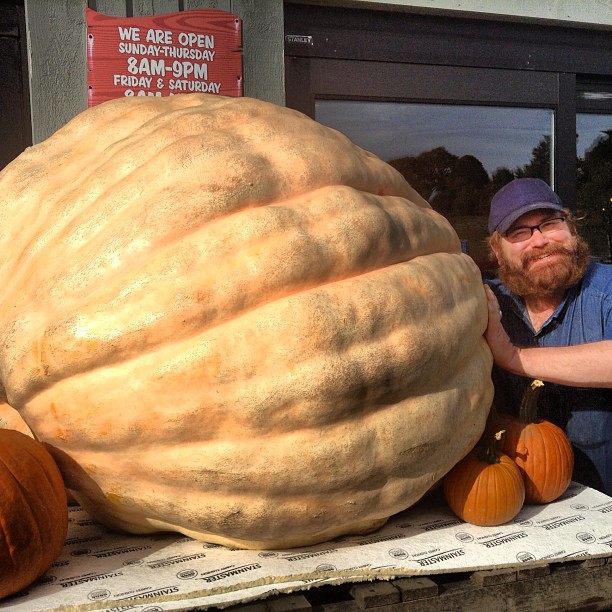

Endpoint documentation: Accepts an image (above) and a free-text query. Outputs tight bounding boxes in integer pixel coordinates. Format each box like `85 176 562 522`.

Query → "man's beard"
497 235 591 297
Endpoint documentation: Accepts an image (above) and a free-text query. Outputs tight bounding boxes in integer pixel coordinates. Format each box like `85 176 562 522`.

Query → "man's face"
491 209 590 297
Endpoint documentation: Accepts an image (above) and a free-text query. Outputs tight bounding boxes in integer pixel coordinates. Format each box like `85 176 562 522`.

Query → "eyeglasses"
503 216 567 243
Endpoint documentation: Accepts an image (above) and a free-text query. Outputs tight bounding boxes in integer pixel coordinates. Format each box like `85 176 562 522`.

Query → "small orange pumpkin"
498 379 574 504
443 431 525 526
0 430 68 600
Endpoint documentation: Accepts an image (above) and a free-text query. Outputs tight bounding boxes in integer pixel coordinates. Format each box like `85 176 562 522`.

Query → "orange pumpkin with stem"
0 429 68 600
443 430 525 526
498 379 574 504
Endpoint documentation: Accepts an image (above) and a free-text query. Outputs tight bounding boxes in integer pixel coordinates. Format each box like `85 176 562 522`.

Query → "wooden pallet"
210 555 612 612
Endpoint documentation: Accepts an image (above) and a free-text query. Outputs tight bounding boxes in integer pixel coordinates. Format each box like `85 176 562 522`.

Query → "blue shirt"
486 261 612 493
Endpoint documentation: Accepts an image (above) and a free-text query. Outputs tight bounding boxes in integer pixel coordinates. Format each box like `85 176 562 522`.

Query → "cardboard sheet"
3 482 612 612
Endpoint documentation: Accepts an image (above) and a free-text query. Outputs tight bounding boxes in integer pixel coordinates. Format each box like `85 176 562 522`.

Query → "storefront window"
576 113 612 261
316 100 553 271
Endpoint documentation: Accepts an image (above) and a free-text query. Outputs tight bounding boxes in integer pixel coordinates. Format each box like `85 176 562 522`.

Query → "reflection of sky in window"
577 113 612 158
315 101 553 175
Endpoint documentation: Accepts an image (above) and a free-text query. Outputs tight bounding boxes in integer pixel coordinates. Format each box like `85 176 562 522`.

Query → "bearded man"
483 178 612 495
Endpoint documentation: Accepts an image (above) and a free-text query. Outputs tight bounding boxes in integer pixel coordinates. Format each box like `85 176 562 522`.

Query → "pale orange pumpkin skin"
0 94 493 549
0 429 68 600
443 435 525 526
0 401 33 437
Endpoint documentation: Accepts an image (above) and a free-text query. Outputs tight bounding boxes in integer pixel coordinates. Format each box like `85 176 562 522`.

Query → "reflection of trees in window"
517 136 551 181
389 148 490 217
388 138 550 220
388 133 612 261
388 138 550 270
577 130 612 261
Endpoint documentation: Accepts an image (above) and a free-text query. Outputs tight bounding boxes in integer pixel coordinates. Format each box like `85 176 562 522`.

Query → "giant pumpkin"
0 94 492 549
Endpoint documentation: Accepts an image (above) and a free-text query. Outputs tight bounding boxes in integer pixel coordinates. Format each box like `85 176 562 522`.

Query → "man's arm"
483 284 612 387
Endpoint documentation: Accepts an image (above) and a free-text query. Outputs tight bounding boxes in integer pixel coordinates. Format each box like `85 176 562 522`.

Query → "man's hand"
483 284 520 371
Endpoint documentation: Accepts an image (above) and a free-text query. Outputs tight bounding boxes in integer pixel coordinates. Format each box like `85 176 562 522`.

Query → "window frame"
284 3 612 210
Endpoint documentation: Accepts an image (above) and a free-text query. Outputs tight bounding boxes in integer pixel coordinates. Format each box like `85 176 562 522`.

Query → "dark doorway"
1 1 31 171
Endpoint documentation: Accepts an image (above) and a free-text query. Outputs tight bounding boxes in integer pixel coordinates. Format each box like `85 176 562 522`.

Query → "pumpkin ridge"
37 186 453 325
0 100 233 289
16 440 67 509
0 112 389 315
5 186 436 402
48 355 491 540
0 122 185 303
17 256 491 446
0 102 416 294
45 350 491 478
488 466 498 525
542 422 573 500
0 458 45 572
32 337 491 456
0 524 17 573
9 251 481 410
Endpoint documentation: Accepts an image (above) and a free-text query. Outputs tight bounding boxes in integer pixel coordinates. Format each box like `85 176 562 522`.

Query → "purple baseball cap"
488 178 564 234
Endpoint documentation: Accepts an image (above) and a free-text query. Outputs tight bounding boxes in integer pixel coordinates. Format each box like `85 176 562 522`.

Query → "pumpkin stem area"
519 379 544 423
478 430 505 464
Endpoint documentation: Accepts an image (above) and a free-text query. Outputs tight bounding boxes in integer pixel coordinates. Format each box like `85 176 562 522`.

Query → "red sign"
86 8 242 107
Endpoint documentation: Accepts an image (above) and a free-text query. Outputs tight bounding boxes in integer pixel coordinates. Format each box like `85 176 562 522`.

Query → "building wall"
324 0 612 28
22 0 612 143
